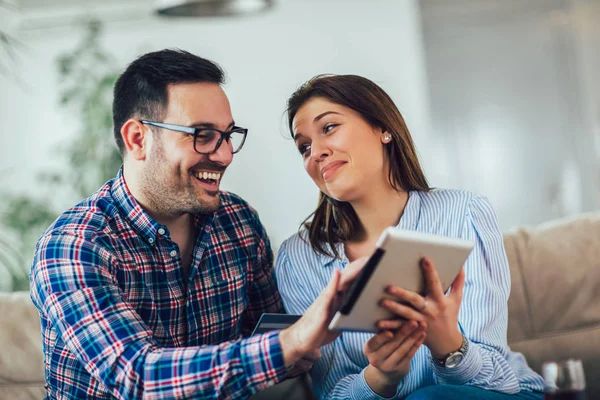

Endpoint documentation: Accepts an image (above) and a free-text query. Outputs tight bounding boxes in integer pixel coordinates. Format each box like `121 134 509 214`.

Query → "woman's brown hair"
287 74 430 258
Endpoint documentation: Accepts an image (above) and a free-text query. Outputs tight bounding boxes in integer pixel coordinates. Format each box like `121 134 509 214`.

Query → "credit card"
251 313 302 335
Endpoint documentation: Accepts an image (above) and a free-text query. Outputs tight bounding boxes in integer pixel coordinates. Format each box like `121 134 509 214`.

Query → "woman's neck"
350 187 409 245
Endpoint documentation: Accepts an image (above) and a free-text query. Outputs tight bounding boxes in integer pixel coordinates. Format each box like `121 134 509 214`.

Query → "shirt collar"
315 242 342 268
396 190 422 231
110 166 163 246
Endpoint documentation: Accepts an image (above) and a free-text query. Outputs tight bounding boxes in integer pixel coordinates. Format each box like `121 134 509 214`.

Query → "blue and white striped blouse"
276 189 544 399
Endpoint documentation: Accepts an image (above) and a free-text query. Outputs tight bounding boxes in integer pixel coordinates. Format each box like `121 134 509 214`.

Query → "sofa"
1 212 599 399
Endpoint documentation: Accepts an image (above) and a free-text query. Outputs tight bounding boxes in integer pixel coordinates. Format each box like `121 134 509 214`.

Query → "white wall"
0 0 433 250
421 0 600 230
571 0 600 211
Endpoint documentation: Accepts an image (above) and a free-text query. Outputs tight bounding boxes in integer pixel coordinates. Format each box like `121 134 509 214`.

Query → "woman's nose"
310 140 331 161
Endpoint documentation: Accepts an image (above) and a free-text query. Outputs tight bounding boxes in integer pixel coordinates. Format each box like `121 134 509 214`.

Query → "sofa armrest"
0 292 45 390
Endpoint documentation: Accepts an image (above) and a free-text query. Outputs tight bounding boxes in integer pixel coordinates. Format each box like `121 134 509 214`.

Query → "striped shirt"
276 189 544 399
30 168 287 400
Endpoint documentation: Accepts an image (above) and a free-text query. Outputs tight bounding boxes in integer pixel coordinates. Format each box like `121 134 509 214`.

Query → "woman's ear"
381 130 393 144
121 119 149 160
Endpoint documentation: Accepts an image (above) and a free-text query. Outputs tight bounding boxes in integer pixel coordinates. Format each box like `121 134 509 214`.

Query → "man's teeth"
195 172 221 180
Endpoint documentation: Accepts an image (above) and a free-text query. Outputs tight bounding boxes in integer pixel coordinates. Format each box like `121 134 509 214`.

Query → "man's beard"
141 141 222 217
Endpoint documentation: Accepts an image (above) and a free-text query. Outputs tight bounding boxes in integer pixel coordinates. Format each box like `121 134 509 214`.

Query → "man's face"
140 82 235 217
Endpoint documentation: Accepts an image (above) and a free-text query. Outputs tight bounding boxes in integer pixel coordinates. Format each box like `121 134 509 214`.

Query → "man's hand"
285 348 321 379
279 257 368 366
339 256 369 291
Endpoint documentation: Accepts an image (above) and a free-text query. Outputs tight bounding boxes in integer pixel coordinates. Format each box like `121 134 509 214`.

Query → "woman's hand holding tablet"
328 228 474 333
379 257 467 360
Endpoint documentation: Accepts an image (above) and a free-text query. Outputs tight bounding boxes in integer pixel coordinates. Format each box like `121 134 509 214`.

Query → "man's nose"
208 138 234 165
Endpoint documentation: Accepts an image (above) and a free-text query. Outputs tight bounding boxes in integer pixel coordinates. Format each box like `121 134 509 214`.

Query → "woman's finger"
365 330 394 353
385 329 425 366
385 285 427 312
388 331 426 368
372 321 418 360
376 318 405 331
449 268 466 301
380 299 427 322
421 257 445 300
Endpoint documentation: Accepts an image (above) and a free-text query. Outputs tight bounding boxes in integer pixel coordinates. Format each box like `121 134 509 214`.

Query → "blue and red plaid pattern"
30 168 287 399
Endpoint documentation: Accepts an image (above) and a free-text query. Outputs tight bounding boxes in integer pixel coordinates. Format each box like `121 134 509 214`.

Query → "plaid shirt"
30 168 288 400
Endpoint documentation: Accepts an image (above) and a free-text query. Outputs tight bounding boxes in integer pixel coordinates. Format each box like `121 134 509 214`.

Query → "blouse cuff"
431 338 483 385
348 368 401 400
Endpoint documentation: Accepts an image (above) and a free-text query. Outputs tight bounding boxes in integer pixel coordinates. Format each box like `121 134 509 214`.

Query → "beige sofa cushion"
505 212 600 397
0 291 45 400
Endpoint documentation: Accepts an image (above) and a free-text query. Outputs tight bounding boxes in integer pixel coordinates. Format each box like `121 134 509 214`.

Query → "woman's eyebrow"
293 111 342 141
314 111 341 123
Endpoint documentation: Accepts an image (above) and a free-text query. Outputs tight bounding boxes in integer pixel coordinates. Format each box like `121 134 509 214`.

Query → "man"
30 49 349 399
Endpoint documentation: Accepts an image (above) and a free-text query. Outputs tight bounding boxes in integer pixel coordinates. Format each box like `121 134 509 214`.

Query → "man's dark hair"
112 49 225 155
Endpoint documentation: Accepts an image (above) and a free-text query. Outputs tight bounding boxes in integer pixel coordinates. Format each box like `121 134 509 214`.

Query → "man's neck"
123 165 196 283
122 163 194 239
157 212 194 237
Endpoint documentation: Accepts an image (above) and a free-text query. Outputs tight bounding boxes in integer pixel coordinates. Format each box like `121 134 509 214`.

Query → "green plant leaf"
1 18 122 291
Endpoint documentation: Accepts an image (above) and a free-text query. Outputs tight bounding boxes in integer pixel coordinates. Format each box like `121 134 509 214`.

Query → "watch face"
445 353 464 368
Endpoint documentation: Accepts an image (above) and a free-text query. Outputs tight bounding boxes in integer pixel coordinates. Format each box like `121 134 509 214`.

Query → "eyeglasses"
140 120 248 155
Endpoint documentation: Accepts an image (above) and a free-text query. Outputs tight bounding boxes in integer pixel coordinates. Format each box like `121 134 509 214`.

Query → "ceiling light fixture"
154 0 274 17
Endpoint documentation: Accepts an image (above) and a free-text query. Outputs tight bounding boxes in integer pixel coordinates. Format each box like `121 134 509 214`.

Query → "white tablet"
328 227 474 333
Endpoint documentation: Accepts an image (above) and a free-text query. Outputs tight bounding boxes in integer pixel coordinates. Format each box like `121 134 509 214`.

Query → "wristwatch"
432 334 469 369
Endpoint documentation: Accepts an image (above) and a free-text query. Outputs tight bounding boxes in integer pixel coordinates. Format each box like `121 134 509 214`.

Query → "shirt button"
158 228 166 235
170 250 178 257
148 238 155 244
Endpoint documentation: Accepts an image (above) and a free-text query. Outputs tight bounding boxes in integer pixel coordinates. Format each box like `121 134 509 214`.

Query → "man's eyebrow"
190 121 235 130
293 132 304 142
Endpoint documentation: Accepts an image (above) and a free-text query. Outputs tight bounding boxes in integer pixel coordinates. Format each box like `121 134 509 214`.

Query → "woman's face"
292 97 390 203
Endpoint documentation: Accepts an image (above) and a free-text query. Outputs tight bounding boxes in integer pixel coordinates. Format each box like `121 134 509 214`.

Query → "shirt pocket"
199 271 248 342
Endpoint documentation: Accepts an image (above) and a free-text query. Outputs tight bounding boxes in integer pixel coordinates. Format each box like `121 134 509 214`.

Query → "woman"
275 75 544 399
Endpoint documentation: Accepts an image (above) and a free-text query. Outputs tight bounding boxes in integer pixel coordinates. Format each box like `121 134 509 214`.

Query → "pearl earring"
384 135 391 141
